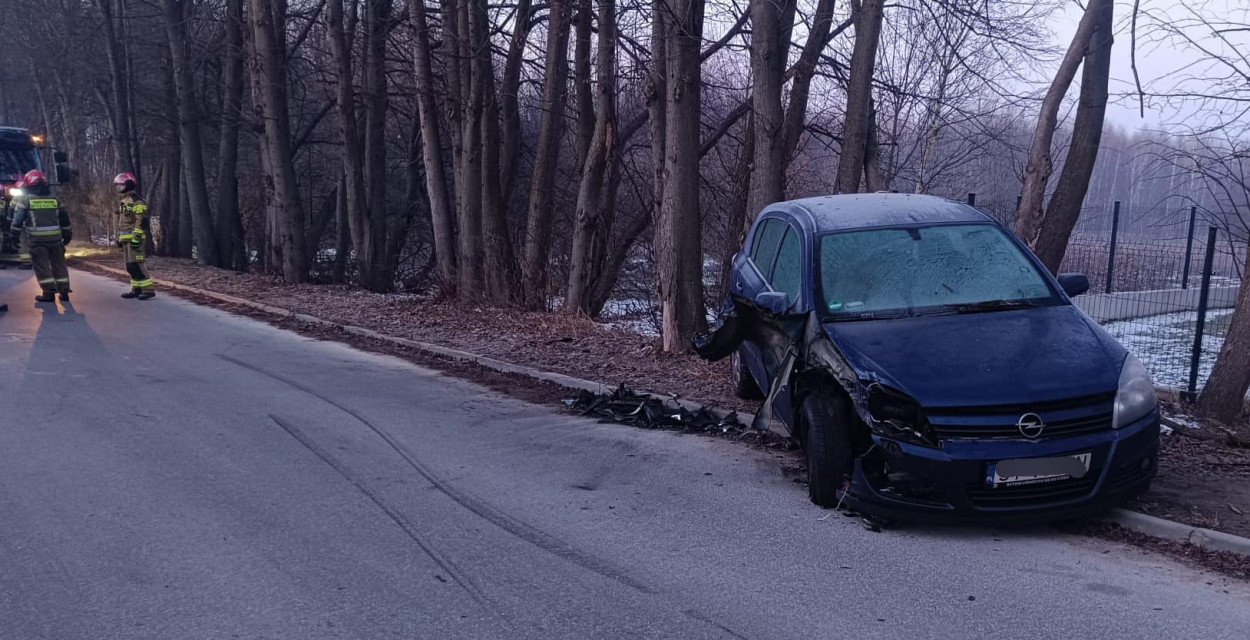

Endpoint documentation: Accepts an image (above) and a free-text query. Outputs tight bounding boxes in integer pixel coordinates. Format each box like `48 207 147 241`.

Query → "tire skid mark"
268 413 487 604
221 353 652 595
681 608 752 640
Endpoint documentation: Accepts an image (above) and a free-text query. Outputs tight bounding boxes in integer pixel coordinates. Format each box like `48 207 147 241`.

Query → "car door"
764 223 805 426
731 216 787 392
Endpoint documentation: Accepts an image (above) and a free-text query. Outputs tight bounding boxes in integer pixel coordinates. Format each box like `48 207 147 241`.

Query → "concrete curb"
71 261 1250 559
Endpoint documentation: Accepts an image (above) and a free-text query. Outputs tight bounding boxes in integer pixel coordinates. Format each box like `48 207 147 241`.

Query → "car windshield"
0 147 39 183
818 223 1056 319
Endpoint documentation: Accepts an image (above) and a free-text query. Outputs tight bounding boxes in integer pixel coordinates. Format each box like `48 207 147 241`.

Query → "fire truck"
0 127 71 268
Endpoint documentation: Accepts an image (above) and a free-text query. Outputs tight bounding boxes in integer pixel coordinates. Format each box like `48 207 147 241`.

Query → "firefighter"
114 172 155 300
1 178 33 270
9 170 72 302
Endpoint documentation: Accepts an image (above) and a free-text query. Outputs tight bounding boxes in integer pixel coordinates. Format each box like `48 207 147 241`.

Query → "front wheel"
801 384 856 508
731 348 764 399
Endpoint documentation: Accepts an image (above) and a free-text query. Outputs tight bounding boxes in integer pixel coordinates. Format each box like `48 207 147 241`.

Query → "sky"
1050 0 1244 131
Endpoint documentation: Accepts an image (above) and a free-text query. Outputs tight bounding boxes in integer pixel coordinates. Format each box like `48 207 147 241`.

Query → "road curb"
70 260 1250 560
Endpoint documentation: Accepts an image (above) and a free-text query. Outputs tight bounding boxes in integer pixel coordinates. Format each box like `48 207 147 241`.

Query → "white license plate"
986 453 1092 487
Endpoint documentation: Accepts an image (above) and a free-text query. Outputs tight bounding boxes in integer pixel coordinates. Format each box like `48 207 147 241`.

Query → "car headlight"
1113 354 1156 428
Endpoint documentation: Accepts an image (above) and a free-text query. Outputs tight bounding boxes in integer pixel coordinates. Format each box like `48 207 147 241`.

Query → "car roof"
767 193 994 233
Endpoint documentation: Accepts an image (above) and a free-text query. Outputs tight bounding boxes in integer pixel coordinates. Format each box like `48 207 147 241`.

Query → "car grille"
965 476 1098 508
927 392 1115 441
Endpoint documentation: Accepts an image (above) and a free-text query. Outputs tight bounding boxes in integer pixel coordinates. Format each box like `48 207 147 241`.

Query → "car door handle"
734 281 743 291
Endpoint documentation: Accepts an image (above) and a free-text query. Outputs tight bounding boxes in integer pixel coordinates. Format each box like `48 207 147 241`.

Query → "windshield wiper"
946 299 1042 314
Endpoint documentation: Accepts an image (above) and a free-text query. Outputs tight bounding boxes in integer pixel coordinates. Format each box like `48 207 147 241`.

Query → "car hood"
823 305 1125 408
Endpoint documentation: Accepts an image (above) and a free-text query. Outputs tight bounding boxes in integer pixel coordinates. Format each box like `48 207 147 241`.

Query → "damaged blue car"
695 193 1160 522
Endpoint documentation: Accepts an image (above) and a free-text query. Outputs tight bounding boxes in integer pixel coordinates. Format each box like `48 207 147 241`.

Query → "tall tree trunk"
362 0 392 291
1199 248 1250 422
215 0 248 271
471 0 516 303
725 114 755 293
499 0 534 203
863 96 884 191
455 0 483 299
646 0 666 266
780 0 837 166
162 0 220 267
1032 0 1114 273
409 0 457 289
332 171 350 283
656 0 706 352
834 0 884 194
328 0 368 285
520 0 572 310
746 0 791 219
1011 0 1104 244
95 0 135 173
566 0 617 314
442 0 466 201
573 0 594 168
249 0 309 283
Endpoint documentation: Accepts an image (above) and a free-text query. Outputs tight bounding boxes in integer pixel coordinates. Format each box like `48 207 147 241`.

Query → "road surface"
1 268 1248 639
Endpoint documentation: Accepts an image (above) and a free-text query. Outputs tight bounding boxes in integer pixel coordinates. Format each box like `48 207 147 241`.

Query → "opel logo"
1017 413 1045 439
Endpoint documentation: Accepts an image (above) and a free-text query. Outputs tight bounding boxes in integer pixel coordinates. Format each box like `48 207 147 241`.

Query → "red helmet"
12 176 26 189
113 172 137 193
23 169 46 187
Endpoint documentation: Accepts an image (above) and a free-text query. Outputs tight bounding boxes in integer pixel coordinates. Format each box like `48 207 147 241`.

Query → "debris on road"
564 385 750 436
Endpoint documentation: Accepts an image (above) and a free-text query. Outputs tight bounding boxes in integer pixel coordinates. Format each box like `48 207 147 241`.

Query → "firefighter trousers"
124 244 154 293
29 242 69 293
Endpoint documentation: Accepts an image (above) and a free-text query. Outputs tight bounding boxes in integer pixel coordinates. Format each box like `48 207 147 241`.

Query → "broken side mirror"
53 150 68 163
753 290 791 315
55 163 72 185
1058 273 1089 298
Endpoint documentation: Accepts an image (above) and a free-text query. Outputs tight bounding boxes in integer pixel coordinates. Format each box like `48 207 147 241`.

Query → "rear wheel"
731 348 764 399
801 383 856 508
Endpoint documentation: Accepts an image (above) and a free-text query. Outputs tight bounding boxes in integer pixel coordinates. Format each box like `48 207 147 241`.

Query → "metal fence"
966 194 1246 396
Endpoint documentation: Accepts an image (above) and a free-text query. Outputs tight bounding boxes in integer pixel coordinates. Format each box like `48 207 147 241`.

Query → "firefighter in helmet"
2 177 33 270
9 170 72 302
114 172 155 300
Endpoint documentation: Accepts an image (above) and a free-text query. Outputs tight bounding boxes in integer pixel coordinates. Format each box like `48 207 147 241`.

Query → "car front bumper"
843 409 1161 523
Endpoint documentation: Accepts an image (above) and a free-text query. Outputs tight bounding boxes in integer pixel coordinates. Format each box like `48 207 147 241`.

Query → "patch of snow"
1102 308 1235 392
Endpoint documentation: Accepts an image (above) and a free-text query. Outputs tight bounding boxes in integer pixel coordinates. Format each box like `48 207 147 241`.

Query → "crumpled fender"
694 298 860 438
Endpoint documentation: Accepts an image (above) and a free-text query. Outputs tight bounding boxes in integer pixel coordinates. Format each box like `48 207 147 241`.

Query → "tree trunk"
573 0 595 168
1199 248 1250 422
455 0 483 300
566 0 617 314
499 0 534 203
332 171 349 283
780 0 837 166
215 0 248 271
1011 0 1104 244
646 0 666 261
328 0 368 286
95 0 135 173
249 0 309 283
656 0 706 352
362 0 392 291
1032 0 1114 273
409 0 457 289
834 0 884 194
162 0 220 267
520 0 572 310
469 0 516 303
863 96 884 191
746 0 791 219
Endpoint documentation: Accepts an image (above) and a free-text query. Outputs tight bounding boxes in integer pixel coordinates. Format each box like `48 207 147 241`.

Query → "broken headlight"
1113 353 1156 429
866 384 936 446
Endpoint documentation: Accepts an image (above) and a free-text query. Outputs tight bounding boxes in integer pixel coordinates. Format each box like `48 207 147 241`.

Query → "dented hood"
823 305 1125 408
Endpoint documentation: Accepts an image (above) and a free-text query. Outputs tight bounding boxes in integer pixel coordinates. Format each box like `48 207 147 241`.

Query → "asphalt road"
1 268 1248 640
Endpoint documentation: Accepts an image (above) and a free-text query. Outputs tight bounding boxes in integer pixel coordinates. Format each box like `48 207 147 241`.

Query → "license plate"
986 453 1091 487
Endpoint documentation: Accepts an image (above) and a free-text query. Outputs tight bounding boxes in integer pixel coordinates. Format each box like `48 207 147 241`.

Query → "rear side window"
770 227 802 301
750 218 785 273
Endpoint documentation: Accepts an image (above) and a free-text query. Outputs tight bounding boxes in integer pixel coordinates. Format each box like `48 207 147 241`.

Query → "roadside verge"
69 258 1250 562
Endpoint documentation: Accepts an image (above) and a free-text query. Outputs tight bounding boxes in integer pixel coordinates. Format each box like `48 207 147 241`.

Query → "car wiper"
947 299 1042 314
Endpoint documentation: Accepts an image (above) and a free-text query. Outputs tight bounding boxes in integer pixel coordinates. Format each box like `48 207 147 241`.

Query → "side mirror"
53 150 68 163
55 163 71 185
753 290 791 315
1058 273 1089 298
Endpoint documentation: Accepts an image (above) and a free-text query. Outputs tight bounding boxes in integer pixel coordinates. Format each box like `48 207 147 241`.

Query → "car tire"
731 348 764 399
802 383 855 508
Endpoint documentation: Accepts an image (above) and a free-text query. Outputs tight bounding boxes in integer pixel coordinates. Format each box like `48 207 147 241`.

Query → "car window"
749 218 785 274
770 226 802 302
818 224 1054 316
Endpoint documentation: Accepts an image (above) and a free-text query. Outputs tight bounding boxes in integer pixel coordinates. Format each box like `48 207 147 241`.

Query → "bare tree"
409 0 458 289
834 0 884 194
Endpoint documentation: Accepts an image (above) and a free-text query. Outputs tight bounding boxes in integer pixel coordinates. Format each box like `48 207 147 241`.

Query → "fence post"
1105 201 1121 294
967 193 976 206
1182 206 1197 289
1185 226 1219 402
